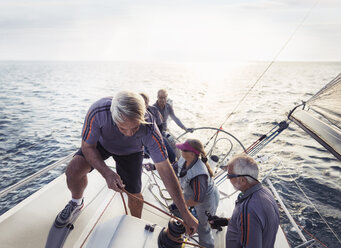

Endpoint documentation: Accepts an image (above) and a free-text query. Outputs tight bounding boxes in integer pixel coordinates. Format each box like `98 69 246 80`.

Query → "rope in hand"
119 188 204 248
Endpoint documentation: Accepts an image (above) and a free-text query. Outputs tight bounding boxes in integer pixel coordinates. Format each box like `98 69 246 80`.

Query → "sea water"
0 61 340 247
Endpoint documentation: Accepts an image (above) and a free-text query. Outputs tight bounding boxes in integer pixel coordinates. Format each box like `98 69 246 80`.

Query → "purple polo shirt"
81 97 168 163
226 183 280 248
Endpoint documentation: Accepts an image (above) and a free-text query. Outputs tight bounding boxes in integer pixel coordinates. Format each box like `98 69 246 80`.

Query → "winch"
158 219 185 248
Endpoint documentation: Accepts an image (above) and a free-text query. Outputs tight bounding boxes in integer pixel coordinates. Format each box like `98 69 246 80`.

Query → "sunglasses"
226 173 259 182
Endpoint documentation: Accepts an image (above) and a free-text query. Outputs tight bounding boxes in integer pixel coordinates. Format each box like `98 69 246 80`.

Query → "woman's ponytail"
201 154 214 177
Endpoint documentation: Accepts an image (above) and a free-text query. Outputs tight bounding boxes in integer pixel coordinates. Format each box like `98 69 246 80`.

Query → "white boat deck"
0 159 290 248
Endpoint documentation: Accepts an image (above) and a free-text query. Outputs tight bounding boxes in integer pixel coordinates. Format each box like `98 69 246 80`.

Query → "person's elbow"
81 140 96 152
155 159 171 172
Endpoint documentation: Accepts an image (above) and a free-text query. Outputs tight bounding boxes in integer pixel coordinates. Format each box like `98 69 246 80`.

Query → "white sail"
289 73 341 160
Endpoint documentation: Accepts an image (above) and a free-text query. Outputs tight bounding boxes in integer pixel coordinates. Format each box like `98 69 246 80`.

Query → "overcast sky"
0 0 340 62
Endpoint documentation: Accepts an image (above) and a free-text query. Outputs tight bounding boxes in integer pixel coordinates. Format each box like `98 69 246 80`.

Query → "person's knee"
65 155 91 179
128 193 143 212
127 193 143 218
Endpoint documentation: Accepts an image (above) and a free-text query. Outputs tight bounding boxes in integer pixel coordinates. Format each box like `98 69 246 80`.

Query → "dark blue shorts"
75 143 144 194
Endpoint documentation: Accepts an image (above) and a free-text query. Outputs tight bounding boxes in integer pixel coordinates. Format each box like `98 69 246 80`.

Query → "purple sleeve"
143 122 168 163
243 207 263 248
81 108 101 145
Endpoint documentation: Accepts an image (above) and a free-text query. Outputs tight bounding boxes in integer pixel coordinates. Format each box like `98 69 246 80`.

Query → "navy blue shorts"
75 143 144 194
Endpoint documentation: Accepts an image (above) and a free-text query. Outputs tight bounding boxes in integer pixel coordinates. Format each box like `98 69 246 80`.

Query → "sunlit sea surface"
0 61 340 247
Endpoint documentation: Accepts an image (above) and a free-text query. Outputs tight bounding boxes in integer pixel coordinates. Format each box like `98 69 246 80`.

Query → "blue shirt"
81 97 168 163
153 101 186 131
226 183 279 248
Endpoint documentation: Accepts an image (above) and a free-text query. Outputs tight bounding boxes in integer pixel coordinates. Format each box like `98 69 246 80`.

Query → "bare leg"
128 193 144 218
65 155 92 199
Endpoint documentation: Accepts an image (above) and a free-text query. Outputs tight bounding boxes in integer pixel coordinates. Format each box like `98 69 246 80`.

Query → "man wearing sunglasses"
208 154 279 248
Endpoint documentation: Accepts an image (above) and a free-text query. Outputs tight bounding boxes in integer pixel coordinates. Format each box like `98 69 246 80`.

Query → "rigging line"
248 131 281 156
144 168 172 202
177 127 246 152
148 185 169 209
204 126 222 149
293 218 329 248
218 0 320 130
294 240 316 248
79 193 116 248
144 170 172 205
143 206 170 221
247 121 289 156
290 174 341 245
120 188 204 248
120 192 128 215
214 138 234 174
121 188 184 224
245 123 280 153
151 171 171 201
145 171 171 209
206 127 222 156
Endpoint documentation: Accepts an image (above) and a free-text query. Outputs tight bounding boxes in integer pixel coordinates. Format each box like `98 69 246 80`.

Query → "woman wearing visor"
173 139 219 248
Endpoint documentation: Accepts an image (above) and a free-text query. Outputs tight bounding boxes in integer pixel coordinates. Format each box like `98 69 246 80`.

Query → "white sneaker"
54 199 84 228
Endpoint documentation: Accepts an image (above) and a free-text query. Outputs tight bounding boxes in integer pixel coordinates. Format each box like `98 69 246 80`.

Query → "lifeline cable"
208 0 320 141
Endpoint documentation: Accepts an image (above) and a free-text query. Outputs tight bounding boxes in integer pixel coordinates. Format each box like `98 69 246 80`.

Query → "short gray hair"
229 154 259 183
111 91 147 124
157 89 168 97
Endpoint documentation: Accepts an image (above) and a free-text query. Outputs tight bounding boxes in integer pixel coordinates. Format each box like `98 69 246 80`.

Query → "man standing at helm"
154 89 189 133
54 91 198 235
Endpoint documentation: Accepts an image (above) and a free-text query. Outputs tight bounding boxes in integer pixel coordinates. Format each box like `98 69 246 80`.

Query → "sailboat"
0 74 339 247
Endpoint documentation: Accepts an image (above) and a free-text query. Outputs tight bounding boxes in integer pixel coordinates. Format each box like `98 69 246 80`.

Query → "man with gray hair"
153 89 189 132
54 91 198 235
208 154 279 248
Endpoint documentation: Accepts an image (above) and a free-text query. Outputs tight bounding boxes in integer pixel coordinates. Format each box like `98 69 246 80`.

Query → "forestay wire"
217 0 320 130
